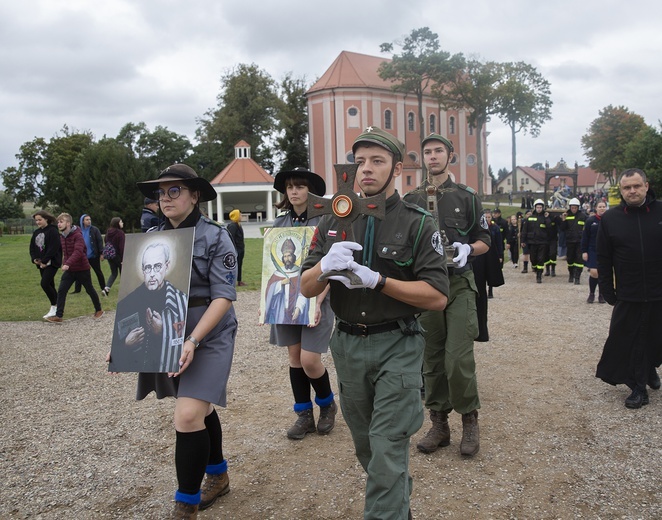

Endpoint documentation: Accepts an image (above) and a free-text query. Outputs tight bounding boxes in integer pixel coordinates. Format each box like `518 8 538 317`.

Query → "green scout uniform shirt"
301 192 449 325
403 177 491 260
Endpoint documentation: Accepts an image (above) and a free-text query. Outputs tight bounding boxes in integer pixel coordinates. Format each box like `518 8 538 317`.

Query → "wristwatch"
468 244 475 256
185 335 200 349
374 275 387 292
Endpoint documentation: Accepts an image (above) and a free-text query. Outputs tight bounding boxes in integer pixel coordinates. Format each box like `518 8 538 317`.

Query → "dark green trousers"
420 271 481 415
331 323 424 520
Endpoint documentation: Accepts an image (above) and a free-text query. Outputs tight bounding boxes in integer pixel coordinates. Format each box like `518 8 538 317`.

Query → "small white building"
207 141 279 223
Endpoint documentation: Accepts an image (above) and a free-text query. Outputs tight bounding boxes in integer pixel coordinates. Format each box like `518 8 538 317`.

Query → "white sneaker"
43 305 57 319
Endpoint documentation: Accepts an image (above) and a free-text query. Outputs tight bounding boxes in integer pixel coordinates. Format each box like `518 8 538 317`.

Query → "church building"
306 51 489 195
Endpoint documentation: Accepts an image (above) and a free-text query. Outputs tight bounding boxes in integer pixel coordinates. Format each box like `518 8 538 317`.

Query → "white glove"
452 242 472 268
328 261 380 289
320 241 363 274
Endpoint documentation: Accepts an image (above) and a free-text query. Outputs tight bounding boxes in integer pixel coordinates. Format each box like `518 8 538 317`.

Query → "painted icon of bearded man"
264 237 310 325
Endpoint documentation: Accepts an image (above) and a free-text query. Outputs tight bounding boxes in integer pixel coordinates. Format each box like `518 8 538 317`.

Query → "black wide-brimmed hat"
273 167 326 197
137 164 217 203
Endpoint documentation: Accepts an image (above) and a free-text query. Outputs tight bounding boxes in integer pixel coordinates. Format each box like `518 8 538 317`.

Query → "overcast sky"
1 0 661 181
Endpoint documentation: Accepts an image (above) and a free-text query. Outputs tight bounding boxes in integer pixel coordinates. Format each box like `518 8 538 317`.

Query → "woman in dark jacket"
30 210 62 319
102 217 126 296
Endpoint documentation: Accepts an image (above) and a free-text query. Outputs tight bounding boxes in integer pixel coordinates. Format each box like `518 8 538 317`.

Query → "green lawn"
0 235 264 322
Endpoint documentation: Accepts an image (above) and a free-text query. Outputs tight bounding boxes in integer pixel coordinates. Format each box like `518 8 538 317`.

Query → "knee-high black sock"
205 409 224 465
290 366 311 404
175 429 209 495
589 276 598 295
309 369 333 401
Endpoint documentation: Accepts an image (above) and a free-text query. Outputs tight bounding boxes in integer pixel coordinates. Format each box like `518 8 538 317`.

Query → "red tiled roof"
308 51 393 94
210 157 274 185
518 165 607 188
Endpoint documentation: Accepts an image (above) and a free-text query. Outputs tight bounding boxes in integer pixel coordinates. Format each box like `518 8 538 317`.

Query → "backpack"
102 242 116 260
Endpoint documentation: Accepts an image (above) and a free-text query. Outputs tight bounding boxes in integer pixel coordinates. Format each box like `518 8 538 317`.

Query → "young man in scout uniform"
301 127 449 520
403 133 490 457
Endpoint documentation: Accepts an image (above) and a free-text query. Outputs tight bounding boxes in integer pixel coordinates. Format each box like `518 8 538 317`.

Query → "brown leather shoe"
199 471 230 511
45 316 63 323
93 310 104 319
169 500 198 519
460 410 480 456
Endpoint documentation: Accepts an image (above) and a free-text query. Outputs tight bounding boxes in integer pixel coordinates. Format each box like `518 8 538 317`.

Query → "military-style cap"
352 126 405 162
422 133 454 153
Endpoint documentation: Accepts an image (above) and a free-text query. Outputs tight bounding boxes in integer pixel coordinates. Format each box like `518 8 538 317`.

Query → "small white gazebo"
207 141 279 223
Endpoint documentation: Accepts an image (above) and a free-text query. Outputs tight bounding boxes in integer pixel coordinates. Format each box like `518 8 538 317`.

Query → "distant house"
206 141 279 223
495 160 609 195
306 51 490 195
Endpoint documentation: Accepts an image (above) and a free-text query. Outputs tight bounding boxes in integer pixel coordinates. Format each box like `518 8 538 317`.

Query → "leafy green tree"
1 138 48 204
379 27 465 173
0 192 24 219
439 59 502 196
197 63 282 174
116 122 192 176
42 126 95 211
622 123 662 190
275 73 309 171
495 62 552 192
71 138 147 231
2 127 94 210
581 105 647 185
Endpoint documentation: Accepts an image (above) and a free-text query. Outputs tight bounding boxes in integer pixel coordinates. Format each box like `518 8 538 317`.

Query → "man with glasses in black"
113 241 188 372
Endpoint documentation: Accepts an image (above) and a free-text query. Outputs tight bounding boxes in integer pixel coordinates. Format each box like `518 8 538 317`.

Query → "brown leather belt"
337 317 415 337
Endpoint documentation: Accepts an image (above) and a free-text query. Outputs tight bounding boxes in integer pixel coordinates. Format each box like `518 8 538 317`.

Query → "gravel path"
1 263 660 519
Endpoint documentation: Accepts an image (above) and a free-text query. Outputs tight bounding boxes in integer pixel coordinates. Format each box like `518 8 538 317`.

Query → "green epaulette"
457 183 476 195
401 198 432 217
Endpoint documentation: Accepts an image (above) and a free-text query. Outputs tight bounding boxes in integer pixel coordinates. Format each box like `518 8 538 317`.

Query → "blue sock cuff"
175 490 201 505
293 401 313 412
315 392 335 408
206 459 228 475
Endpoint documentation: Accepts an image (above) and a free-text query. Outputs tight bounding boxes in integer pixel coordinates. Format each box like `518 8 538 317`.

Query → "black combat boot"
544 264 550 276
574 269 581 285
536 270 543 283
551 264 556 277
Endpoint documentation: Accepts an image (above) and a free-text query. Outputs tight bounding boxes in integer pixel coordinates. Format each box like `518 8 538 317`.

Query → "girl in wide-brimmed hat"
267 167 338 440
119 163 238 517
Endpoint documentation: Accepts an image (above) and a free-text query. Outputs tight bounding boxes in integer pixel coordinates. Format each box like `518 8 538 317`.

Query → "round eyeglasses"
142 263 164 274
154 186 190 200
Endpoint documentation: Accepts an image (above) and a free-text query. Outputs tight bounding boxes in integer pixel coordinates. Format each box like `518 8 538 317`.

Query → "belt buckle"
356 323 368 337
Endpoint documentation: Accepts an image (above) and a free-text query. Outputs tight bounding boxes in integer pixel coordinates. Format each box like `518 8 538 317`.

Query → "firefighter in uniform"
560 197 587 284
545 211 561 277
301 127 450 520
521 199 551 283
403 133 490 458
